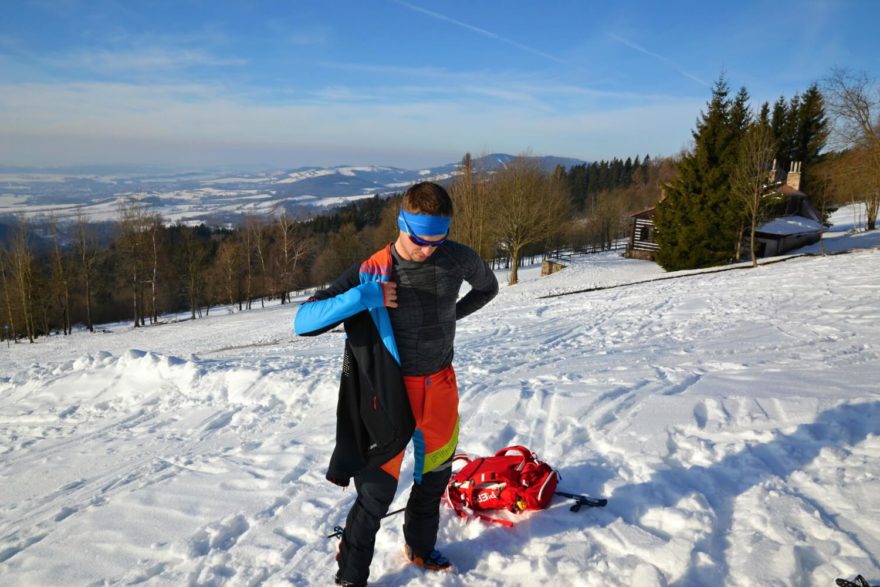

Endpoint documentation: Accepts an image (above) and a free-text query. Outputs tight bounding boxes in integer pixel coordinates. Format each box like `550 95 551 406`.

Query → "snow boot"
404 544 452 571
334 572 367 586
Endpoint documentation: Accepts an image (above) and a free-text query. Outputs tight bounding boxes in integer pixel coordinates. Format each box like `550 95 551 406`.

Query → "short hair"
401 182 453 216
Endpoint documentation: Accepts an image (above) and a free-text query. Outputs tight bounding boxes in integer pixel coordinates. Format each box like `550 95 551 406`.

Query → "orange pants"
381 364 459 483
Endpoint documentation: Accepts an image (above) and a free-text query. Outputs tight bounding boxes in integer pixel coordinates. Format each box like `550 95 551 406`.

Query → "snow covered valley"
1 206 878 586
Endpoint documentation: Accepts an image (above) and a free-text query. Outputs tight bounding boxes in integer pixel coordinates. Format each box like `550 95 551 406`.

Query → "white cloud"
322 61 695 104
609 33 709 87
47 47 246 74
0 80 702 167
390 0 566 64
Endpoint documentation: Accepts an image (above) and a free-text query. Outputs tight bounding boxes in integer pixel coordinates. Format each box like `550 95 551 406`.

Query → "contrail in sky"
609 33 709 87
391 0 567 64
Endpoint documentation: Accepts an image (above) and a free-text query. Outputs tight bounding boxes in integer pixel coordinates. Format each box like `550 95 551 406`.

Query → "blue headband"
397 210 451 236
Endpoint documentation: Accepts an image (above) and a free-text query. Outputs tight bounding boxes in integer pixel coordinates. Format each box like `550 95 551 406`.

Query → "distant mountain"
469 153 588 173
0 154 587 225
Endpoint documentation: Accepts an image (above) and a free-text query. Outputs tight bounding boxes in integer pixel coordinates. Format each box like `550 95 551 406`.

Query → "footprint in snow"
54 506 78 522
187 514 250 558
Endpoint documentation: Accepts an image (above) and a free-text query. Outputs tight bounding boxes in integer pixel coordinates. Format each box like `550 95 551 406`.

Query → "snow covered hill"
0 154 586 226
0 207 878 586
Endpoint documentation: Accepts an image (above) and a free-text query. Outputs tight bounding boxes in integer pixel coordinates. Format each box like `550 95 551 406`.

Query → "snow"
203 177 274 185
386 173 457 189
0 195 29 207
337 166 391 177
1 205 878 586
276 169 338 184
757 215 822 236
312 194 377 207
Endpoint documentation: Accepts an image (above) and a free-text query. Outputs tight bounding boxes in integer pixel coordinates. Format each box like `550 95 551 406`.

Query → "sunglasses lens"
409 234 446 247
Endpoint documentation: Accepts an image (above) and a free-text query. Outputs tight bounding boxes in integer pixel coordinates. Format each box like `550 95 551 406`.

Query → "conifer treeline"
764 83 828 193
654 78 830 271
557 155 653 213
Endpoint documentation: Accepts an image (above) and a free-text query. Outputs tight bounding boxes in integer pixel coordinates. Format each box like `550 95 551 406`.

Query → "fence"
490 238 627 270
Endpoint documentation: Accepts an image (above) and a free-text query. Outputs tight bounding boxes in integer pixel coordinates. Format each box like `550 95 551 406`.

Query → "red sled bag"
444 445 560 527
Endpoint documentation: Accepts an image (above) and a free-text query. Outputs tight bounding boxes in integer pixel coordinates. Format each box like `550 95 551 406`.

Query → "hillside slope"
1 210 878 586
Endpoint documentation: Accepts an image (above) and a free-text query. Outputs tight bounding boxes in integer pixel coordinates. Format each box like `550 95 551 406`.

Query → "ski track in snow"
1 205 879 586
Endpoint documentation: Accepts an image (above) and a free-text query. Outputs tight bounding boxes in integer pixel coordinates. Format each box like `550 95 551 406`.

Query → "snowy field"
1 205 878 586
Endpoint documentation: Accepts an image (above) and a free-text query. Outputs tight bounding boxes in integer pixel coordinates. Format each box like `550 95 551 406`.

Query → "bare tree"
118 201 149 327
731 123 778 266
10 218 36 342
274 212 309 303
49 218 72 334
310 223 365 287
146 214 163 324
364 201 403 251
75 208 97 332
823 68 880 230
180 225 210 320
588 192 627 252
241 215 255 309
0 247 18 342
215 239 242 310
451 153 493 259
486 157 570 285
248 217 270 308
217 240 234 311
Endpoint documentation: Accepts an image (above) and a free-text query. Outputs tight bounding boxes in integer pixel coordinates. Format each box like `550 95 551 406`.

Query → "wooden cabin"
625 207 659 260
626 162 822 262
753 162 823 257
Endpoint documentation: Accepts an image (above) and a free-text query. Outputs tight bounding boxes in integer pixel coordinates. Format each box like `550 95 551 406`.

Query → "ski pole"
555 490 608 512
383 506 406 519
327 506 406 539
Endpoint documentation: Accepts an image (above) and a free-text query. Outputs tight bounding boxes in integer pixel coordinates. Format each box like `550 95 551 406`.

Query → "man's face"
395 229 447 262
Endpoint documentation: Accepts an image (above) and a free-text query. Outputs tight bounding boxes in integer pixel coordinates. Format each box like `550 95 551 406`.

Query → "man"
294 181 498 586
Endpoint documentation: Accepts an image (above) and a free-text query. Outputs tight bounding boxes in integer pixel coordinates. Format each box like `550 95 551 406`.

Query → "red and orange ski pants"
381 364 459 482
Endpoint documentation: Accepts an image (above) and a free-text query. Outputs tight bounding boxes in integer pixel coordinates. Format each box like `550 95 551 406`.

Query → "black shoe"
334 573 367 586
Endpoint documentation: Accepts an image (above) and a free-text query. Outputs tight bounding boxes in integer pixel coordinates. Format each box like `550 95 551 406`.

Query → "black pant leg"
337 466 398 584
403 459 453 557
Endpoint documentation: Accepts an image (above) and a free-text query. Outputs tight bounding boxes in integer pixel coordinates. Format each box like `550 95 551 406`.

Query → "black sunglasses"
402 215 448 247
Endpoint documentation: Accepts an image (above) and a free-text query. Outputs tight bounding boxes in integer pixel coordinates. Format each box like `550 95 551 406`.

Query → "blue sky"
1 0 877 170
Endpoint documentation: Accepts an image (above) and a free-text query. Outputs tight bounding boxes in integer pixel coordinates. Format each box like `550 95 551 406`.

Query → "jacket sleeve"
455 246 499 320
294 263 386 336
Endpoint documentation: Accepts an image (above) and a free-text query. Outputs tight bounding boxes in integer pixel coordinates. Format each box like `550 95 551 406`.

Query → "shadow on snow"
393 401 880 586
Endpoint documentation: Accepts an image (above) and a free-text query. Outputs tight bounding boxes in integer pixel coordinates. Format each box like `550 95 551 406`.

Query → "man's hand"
382 281 398 308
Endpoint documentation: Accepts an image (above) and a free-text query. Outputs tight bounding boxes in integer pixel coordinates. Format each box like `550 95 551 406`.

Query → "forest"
2 68 876 342
0 153 674 342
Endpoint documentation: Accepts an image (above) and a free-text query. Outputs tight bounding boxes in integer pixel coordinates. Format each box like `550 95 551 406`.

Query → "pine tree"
655 76 745 270
771 96 790 170
782 93 802 163
721 87 753 261
567 164 588 212
793 83 830 174
729 87 753 145
758 102 771 128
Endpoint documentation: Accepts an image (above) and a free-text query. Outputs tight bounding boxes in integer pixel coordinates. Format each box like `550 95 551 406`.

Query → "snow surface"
757 216 822 237
1 206 878 586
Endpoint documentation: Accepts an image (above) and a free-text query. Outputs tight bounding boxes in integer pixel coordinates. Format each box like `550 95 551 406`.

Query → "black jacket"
325 310 415 486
